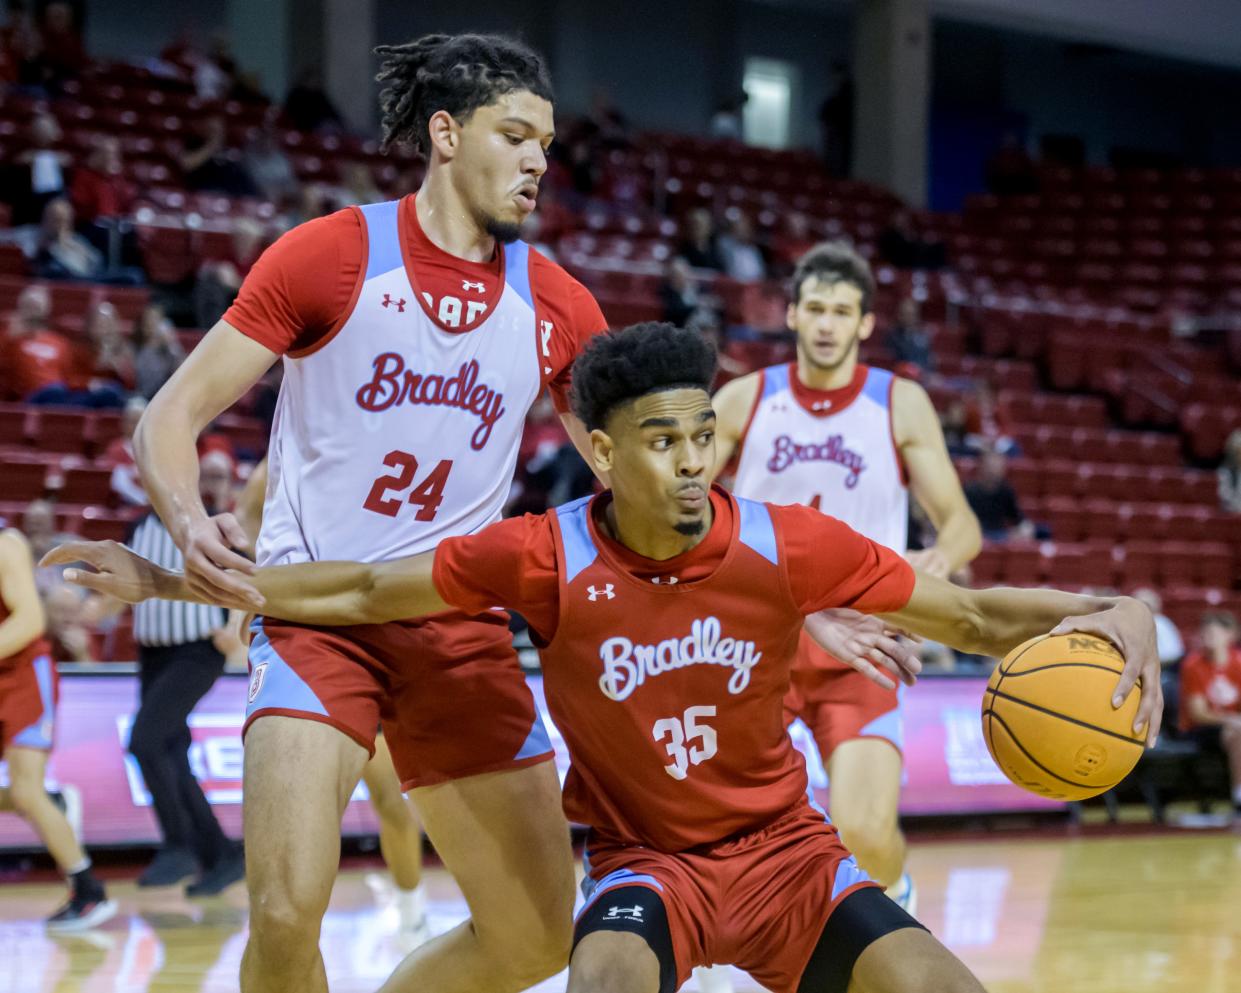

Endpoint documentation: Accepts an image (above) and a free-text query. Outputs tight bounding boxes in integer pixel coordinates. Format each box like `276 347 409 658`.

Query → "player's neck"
795 353 857 391
603 498 714 561
415 175 496 263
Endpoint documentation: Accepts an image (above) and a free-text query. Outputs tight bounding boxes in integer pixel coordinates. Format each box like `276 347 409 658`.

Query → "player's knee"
479 900 574 985
6 778 41 818
247 886 328 954
835 806 899 852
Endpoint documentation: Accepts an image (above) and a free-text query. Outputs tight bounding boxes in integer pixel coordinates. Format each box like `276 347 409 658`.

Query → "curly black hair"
374 33 554 156
570 322 717 432
791 240 875 313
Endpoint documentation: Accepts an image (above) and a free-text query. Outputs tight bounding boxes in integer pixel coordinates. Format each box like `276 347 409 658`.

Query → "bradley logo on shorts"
596 616 762 702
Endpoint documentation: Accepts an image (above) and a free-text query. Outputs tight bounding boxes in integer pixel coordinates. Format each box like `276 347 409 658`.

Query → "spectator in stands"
886 298 934 373
243 123 298 204
193 218 266 328
1219 428 1241 513
1179 611 1241 817
77 300 135 398
338 162 384 206
43 582 97 663
1132 588 1184 666
770 212 816 274
69 136 135 226
7 112 70 225
660 257 706 327
717 212 767 282
106 396 148 507
2 284 74 401
964 381 1018 455
878 210 946 270
179 116 257 197
964 449 1032 542
33 198 105 281
282 66 344 134
678 207 724 271
0 2 42 88
985 132 1038 197
939 398 971 457
35 1 84 90
133 303 186 400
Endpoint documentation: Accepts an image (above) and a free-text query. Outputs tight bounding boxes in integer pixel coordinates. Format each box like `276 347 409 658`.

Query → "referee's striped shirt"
127 514 226 647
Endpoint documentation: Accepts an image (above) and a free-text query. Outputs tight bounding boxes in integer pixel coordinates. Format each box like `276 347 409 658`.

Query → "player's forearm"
133 400 210 547
964 587 1119 658
928 507 982 573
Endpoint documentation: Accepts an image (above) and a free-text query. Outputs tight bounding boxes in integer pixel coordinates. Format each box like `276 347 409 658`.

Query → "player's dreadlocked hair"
571 323 717 432
374 33 554 155
791 240 876 313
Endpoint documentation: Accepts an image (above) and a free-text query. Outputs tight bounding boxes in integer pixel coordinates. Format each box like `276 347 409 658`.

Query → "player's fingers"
186 568 264 610
851 655 896 692
1110 659 1141 711
876 635 922 672
1146 694 1163 747
215 515 258 572
202 541 261 577
39 541 106 568
61 568 118 596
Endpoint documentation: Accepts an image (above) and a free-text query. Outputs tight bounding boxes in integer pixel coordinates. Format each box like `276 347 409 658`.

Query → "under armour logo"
587 584 615 601
462 280 486 293
603 905 644 922
381 294 406 312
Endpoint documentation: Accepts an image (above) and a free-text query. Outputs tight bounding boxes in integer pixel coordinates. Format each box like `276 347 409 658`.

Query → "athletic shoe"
46 895 118 932
185 848 245 898
48 785 83 844
694 965 735 993
138 847 199 887
889 872 918 917
395 883 432 950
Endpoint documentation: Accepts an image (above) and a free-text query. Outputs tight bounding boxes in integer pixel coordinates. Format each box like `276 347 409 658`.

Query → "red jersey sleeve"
775 504 916 615
223 208 363 355
431 512 561 640
529 249 609 413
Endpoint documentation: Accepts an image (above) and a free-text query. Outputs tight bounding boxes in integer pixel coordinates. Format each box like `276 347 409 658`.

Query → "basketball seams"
988 688 1146 745
982 708 1127 796
999 662 1125 679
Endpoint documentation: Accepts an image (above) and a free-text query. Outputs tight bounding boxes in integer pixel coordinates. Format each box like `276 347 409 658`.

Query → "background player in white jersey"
713 242 983 916
130 34 606 993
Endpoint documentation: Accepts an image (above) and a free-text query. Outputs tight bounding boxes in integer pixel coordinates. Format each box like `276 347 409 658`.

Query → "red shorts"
244 610 552 789
579 801 879 992
0 654 58 758
783 632 903 762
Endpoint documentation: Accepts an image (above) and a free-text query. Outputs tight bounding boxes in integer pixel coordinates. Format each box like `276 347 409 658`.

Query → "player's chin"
671 510 707 537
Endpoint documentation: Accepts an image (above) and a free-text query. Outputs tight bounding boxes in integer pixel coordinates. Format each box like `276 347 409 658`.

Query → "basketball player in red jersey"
0 526 115 930
55 322 1162 993
711 242 983 915
130 35 605 993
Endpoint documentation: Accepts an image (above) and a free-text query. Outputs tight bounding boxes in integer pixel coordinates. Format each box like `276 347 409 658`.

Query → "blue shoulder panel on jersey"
247 622 329 720
504 239 533 309
736 497 779 565
861 366 893 409
761 362 790 400
555 495 598 583
358 199 403 281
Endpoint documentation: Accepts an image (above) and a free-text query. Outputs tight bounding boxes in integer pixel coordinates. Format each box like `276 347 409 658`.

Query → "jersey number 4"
652 706 718 780
363 450 454 521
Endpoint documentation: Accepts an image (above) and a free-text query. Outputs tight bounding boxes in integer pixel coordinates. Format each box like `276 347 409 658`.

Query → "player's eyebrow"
639 416 680 429
497 116 555 140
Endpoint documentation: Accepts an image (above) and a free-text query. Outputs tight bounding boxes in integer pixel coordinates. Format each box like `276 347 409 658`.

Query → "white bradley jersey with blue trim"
257 199 544 566
732 364 908 553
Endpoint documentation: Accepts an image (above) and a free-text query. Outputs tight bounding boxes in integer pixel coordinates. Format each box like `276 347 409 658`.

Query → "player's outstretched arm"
875 573 1161 743
41 541 449 626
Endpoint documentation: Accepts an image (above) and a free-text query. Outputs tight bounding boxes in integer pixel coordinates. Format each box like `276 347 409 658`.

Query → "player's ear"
785 301 797 332
590 428 615 474
426 110 458 161
858 311 876 341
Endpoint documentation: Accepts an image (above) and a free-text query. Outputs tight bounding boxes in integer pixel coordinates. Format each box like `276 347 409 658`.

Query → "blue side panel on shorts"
861 367 893 409
247 622 329 720
737 497 779 566
761 362 789 400
555 496 599 583
858 684 905 750
358 199 403 280
504 240 533 310
830 853 871 901
13 654 54 749
513 709 553 761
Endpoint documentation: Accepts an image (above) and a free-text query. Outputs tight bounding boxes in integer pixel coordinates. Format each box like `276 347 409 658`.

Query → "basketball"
982 634 1146 801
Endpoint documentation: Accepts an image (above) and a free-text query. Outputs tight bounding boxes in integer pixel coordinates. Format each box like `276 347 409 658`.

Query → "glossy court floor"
2 830 1240 993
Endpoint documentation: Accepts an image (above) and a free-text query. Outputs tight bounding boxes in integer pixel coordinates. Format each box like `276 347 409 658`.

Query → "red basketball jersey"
0 596 50 674
432 486 914 851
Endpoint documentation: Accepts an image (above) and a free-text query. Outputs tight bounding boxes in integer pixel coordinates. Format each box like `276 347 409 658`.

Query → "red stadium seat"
31 409 91 455
0 404 32 448
57 466 114 506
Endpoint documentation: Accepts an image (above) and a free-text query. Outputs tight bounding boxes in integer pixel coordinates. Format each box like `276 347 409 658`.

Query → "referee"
127 451 243 896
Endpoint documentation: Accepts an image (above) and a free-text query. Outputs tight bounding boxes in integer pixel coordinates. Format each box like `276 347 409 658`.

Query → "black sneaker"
46 894 118 932
185 849 245 898
138 848 200 888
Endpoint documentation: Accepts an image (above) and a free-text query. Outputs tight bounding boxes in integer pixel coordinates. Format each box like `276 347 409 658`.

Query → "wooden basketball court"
2 830 1239 992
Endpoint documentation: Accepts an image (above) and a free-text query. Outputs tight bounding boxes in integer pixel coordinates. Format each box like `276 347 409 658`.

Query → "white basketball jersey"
732 364 909 552
257 200 543 566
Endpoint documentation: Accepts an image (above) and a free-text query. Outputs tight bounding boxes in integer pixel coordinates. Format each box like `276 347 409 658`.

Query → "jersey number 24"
363 450 454 521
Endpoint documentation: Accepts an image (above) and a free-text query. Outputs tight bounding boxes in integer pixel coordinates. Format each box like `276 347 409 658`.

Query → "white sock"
65 857 91 877
396 882 427 920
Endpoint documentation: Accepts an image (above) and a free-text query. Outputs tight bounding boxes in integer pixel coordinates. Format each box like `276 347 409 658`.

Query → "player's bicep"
0 534 45 632
145 321 279 434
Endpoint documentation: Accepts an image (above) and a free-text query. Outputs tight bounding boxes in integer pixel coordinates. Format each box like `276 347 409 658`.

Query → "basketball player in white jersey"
131 35 606 993
713 242 983 919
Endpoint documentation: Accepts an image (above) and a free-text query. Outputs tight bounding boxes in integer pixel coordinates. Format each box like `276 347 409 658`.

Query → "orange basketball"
981 633 1145 801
